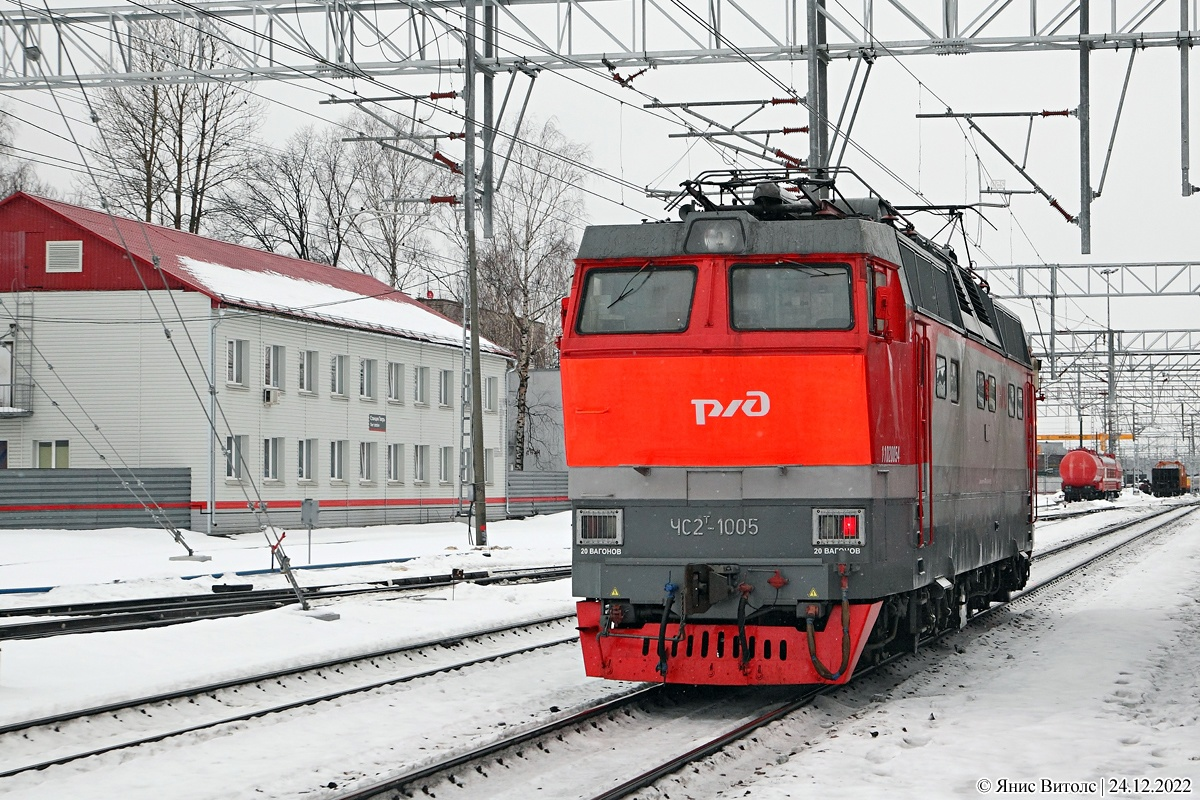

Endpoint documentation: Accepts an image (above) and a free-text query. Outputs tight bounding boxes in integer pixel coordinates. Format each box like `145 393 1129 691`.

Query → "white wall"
0 290 509 532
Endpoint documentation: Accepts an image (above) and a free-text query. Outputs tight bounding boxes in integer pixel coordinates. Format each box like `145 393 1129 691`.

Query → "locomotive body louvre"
561 172 1037 685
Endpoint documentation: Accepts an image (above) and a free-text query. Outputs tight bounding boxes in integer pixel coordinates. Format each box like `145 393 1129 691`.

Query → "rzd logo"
691 391 770 425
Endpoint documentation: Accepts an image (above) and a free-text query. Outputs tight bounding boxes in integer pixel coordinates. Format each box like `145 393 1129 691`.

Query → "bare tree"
166 34 261 233
476 118 588 471
0 108 54 197
87 20 260 231
213 124 361 266
88 23 171 221
346 112 441 289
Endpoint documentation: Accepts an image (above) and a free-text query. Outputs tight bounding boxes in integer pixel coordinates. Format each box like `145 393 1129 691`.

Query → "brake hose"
806 564 853 681
656 581 678 679
736 583 753 667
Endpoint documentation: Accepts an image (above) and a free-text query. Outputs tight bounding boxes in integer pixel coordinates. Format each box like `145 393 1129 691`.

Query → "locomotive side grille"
812 508 865 545
576 509 624 545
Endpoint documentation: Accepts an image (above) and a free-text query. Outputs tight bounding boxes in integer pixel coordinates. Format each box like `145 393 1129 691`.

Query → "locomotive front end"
561 208 902 685
562 175 1035 687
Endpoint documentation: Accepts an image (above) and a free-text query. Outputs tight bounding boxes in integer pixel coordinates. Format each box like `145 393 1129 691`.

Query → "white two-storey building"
0 192 510 533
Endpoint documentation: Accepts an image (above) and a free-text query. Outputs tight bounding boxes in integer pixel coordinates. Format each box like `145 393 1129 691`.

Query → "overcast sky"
5 1 1199 441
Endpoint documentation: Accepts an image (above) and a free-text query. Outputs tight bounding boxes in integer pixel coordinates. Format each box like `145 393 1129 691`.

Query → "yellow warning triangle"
610 587 621 596
808 588 819 597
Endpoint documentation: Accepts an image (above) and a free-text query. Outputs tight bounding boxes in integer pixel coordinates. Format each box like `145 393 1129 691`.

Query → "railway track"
327 503 1199 800
1034 494 1190 523
1036 504 1116 522
0 613 581 779
1034 500 1200 559
0 565 571 640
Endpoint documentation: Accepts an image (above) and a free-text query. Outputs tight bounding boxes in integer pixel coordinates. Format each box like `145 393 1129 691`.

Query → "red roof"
0 193 507 354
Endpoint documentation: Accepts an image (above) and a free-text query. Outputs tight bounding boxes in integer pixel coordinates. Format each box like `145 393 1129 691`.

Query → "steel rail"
0 565 571 640
1035 505 1115 522
1034 501 1199 560
0 616 581 778
585 503 1199 800
331 686 664 800
0 611 576 737
306 502 1195 800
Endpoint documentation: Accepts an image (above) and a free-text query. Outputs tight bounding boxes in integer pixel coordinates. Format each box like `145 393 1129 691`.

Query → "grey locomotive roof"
575 207 1033 368
576 210 905 264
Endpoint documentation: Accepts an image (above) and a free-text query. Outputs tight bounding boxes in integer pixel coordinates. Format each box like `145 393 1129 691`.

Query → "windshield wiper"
773 260 845 277
607 261 657 309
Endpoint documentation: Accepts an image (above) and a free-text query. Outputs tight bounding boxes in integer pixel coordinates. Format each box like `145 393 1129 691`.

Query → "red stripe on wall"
3 496 570 515
0 502 193 513
197 495 550 512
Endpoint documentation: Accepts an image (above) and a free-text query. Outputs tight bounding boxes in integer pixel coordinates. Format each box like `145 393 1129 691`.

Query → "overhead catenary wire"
0 298 204 556
9 0 1058 316
30 0 773 217
7 2 1113 398
26 4 315 604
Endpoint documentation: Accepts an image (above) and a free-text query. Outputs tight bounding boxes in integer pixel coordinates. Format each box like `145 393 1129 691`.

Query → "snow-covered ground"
1 492 1197 798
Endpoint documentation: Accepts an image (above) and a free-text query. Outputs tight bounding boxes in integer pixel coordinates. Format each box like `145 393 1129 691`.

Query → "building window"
227 339 248 385
263 437 283 480
299 350 317 393
264 345 284 389
330 439 347 481
414 444 429 483
949 359 960 404
36 439 70 469
439 446 454 484
439 369 453 407
387 443 404 482
934 355 947 400
414 366 429 405
331 355 348 396
387 362 404 403
1 341 13 408
484 447 495 485
225 435 247 479
298 438 316 481
359 442 375 482
484 376 498 412
360 358 377 400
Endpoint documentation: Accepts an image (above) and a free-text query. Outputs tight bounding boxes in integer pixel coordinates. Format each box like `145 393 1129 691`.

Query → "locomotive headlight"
812 509 865 546
685 219 745 253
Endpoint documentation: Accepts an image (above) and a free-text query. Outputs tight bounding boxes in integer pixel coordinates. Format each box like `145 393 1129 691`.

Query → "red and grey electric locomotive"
560 171 1038 686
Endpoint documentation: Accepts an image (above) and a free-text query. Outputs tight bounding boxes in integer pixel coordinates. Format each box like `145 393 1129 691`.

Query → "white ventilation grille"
45 241 83 273
576 509 624 545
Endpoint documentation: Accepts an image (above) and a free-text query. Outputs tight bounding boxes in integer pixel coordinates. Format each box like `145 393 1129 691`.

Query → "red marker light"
842 515 858 538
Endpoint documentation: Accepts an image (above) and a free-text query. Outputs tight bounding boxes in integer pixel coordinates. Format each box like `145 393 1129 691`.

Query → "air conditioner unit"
263 388 280 405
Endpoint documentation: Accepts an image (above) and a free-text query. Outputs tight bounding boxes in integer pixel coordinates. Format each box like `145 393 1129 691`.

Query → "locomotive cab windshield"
576 264 695 334
729 262 853 331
